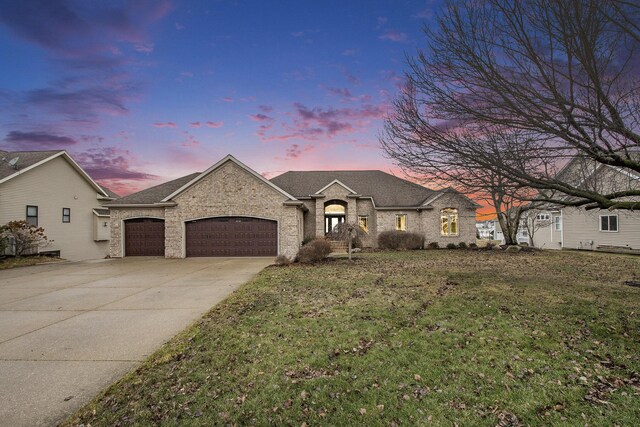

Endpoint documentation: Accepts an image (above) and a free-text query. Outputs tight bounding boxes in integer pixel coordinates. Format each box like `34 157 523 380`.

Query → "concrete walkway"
0 257 271 427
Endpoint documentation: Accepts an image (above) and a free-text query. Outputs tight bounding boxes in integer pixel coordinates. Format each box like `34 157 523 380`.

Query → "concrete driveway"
0 257 271 427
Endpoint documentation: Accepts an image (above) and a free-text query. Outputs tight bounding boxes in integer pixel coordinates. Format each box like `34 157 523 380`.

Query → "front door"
325 215 345 234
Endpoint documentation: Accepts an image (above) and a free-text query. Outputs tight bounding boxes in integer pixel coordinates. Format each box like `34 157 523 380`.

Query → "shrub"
446 243 458 249
301 235 315 246
469 243 478 250
427 241 440 249
378 231 424 250
274 255 291 266
458 242 468 249
0 220 50 256
296 239 332 263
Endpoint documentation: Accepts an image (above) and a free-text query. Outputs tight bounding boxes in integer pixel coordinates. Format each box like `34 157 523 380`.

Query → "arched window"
441 208 458 236
324 204 346 214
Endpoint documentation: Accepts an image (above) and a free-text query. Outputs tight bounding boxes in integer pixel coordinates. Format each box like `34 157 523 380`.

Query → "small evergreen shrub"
427 241 440 249
446 243 458 249
458 242 468 249
296 239 332 263
377 231 424 250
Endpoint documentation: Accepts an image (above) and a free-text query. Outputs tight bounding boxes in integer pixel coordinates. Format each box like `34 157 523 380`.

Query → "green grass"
64 250 640 426
0 255 62 270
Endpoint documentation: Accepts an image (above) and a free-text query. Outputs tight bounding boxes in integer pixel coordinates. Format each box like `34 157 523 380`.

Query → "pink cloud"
284 143 314 160
379 30 408 42
222 97 234 102
73 147 158 196
254 101 389 144
181 132 200 147
249 113 273 122
189 121 201 128
259 105 273 113
152 122 177 128
205 121 224 128
325 86 353 99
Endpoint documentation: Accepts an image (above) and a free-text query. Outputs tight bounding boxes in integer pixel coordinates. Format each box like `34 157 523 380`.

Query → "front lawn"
65 250 640 426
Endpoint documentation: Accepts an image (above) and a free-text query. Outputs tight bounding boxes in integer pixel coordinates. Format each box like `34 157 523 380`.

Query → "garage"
124 218 165 256
186 217 277 257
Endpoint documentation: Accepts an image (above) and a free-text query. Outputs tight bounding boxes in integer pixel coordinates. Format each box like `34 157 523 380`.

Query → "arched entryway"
324 200 347 234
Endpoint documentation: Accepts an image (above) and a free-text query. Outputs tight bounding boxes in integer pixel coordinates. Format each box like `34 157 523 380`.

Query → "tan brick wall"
301 200 317 240
377 210 422 235
355 198 376 247
165 161 301 258
109 207 166 257
422 193 476 246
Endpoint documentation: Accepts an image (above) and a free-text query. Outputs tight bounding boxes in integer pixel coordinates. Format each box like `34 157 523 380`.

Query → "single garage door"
186 217 277 257
124 218 165 256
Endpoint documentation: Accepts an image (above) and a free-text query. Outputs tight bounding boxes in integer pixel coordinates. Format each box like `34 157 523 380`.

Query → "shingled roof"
0 149 63 180
270 170 437 207
107 173 201 205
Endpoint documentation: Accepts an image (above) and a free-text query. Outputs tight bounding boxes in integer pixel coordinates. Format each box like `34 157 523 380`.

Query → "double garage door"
124 217 277 257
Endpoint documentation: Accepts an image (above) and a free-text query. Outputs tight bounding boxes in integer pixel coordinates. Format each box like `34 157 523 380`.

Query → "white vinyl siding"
0 156 109 260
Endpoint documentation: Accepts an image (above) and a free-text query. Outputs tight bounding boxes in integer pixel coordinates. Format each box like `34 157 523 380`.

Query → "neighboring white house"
528 158 640 253
0 150 116 261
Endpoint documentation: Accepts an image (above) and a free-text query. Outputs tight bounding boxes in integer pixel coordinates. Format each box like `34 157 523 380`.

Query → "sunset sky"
0 1 443 198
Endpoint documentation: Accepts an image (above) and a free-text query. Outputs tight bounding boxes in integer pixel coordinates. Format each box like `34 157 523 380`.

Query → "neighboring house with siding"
106 155 479 259
0 150 116 260
529 157 640 253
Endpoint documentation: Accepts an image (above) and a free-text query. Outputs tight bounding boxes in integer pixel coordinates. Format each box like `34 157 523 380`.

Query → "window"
553 216 561 231
536 213 550 221
440 208 458 236
62 208 71 223
395 214 407 231
600 214 618 232
26 205 38 227
358 215 369 233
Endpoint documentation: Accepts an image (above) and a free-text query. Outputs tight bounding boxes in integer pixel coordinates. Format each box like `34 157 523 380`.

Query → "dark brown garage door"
186 217 277 257
124 218 165 256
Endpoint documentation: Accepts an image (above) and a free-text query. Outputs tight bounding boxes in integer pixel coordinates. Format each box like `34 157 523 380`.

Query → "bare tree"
381 0 640 211
330 222 367 261
520 209 553 247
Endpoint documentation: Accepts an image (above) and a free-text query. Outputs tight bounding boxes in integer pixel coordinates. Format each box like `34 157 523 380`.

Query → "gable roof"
270 170 441 207
161 154 298 202
106 173 201 205
0 149 109 196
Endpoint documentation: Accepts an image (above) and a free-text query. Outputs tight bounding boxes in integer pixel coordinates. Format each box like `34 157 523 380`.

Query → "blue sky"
0 0 438 195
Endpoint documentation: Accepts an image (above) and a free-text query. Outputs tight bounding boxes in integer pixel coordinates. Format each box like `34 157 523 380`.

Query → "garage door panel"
125 219 165 256
186 217 277 257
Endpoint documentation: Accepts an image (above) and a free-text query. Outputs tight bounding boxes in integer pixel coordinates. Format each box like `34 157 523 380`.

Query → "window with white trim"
26 205 38 227
395 214 407 231
536 213 550 221
600 215 618 232
440 208 459 236
553 216 561 231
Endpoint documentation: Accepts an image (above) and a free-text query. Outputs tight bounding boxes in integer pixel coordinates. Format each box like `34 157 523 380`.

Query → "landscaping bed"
64 250 640 426
0 255 64 270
